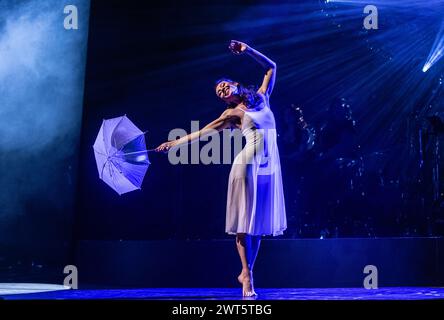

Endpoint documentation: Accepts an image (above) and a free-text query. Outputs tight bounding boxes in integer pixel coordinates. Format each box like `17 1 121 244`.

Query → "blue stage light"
423 23 444 72
0 0 90 241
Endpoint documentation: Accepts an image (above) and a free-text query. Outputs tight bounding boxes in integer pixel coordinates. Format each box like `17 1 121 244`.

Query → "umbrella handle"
119 149 156 155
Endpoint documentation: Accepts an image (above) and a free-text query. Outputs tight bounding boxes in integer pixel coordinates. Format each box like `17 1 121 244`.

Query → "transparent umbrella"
93 115 151 195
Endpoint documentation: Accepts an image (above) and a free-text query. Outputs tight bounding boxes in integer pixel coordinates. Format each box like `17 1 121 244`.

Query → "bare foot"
238 270 257 297
237 272 245 284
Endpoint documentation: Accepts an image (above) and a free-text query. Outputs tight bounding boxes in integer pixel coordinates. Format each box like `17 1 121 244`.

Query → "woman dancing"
156 40 287 296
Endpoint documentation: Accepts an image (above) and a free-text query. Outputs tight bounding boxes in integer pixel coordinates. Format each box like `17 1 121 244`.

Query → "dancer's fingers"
155 144 167 153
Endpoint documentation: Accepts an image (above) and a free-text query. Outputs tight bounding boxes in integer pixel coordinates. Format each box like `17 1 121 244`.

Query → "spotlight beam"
423 21 444 72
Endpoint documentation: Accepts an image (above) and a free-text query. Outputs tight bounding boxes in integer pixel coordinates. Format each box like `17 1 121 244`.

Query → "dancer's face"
215 81 239 101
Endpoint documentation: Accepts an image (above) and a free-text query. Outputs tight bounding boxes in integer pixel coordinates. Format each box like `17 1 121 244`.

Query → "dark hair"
215 78 262 109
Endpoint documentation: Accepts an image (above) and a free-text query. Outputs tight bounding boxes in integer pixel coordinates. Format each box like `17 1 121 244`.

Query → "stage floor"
1 287 444 300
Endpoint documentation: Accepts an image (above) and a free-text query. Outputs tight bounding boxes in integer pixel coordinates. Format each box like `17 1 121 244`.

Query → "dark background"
75 0 444 241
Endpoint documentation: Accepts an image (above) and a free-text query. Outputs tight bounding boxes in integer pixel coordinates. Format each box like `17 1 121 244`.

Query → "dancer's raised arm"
229 40 276 97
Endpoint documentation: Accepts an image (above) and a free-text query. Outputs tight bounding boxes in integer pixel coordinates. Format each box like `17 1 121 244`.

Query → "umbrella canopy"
93 115 150 195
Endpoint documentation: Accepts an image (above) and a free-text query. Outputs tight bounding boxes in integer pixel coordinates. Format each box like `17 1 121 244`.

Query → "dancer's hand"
155 141 177 153
229 40 248 55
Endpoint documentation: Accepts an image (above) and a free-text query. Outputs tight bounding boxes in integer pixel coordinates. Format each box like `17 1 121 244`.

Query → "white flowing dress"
225 96 287 236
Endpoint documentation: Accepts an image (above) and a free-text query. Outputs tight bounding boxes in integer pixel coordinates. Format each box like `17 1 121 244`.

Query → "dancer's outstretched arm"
229 40 276 97
155 109 242 152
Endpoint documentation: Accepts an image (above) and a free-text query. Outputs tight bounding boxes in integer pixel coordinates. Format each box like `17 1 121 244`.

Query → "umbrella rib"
94 149 108 157
100 160 108 179
117 132 146 153
108 161 120 193
110 116 127 152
